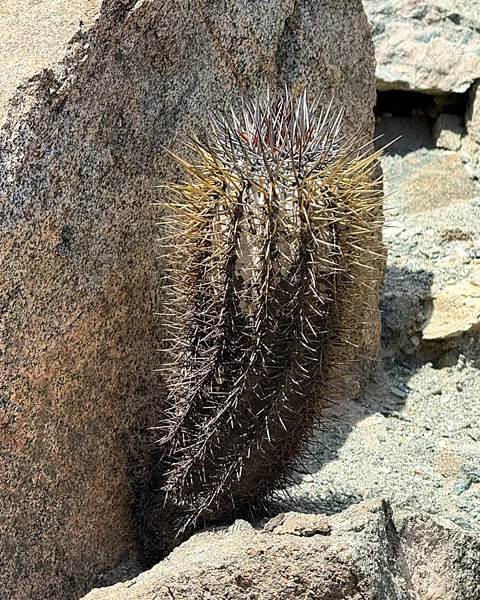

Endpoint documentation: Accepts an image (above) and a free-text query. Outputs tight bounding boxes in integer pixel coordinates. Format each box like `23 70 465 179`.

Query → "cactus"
141 90 384 563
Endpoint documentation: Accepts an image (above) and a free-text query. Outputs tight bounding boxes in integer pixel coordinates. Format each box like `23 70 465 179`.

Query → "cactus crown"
205 91 344 176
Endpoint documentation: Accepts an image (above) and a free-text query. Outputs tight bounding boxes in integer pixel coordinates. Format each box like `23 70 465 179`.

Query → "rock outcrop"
364 0 480 94
0 1 379 599
363 1 480 179
81 499 480 600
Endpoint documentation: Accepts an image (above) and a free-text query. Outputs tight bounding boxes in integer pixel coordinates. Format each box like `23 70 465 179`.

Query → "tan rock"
81 500 480 600
433 114 464 151
263 512 331 536
0 1 379 598
466 80 480 147
463 79 480 169
423 272 480 339
364 0 480 93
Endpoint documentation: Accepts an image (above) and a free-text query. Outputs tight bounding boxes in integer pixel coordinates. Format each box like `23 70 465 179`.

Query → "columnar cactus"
141 90 384 563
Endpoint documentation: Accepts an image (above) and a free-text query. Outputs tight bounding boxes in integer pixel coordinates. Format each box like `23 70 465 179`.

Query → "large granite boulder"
0 1 379 598
82 499 480 600
364 0 480 94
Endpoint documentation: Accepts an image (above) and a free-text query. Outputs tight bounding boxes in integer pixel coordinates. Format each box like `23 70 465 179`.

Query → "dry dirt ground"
280 114 480 534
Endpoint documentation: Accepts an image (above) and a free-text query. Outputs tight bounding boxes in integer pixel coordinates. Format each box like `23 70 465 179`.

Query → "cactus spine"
146 90 383 561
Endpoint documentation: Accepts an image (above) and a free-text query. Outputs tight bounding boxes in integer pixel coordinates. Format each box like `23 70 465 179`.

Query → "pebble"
453 480 472 495
450 516 472 529
471 197 480 207
455 497 477 512
468 429 480 441
464 468 480 484
390 386 408 399
382 410 413 422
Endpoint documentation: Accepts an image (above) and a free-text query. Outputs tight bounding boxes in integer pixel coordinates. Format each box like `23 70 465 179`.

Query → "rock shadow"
375 115 436 157
269 264 438 517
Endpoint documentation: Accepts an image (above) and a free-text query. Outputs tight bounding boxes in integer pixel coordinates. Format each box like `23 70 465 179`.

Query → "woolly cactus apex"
142 90 384 562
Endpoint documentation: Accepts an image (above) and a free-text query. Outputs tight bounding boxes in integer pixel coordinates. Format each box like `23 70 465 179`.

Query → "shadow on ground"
271 262 480 518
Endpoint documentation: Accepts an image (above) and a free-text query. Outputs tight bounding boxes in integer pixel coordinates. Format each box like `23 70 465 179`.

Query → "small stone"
411 335 420 347
383 220 406 240
264 513 331 537
464 160 480 180
464 467 480 484
228 519 254 533
468 428 480 441
471 197 480 207
433 114 464 151
455 496 477 512
449 516 472 529
390 386 408 400
453 479 472 495
382 410 413 422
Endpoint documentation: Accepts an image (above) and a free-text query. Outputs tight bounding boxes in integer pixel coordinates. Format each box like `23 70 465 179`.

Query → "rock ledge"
82 499 480 600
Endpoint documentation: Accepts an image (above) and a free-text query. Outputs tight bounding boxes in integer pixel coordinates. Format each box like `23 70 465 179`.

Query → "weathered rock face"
466 81 480 147
81 499 480 600
0 0 102 121
463 81 480 176
0 1 379 599
364 0 480 94
422 266 480 340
